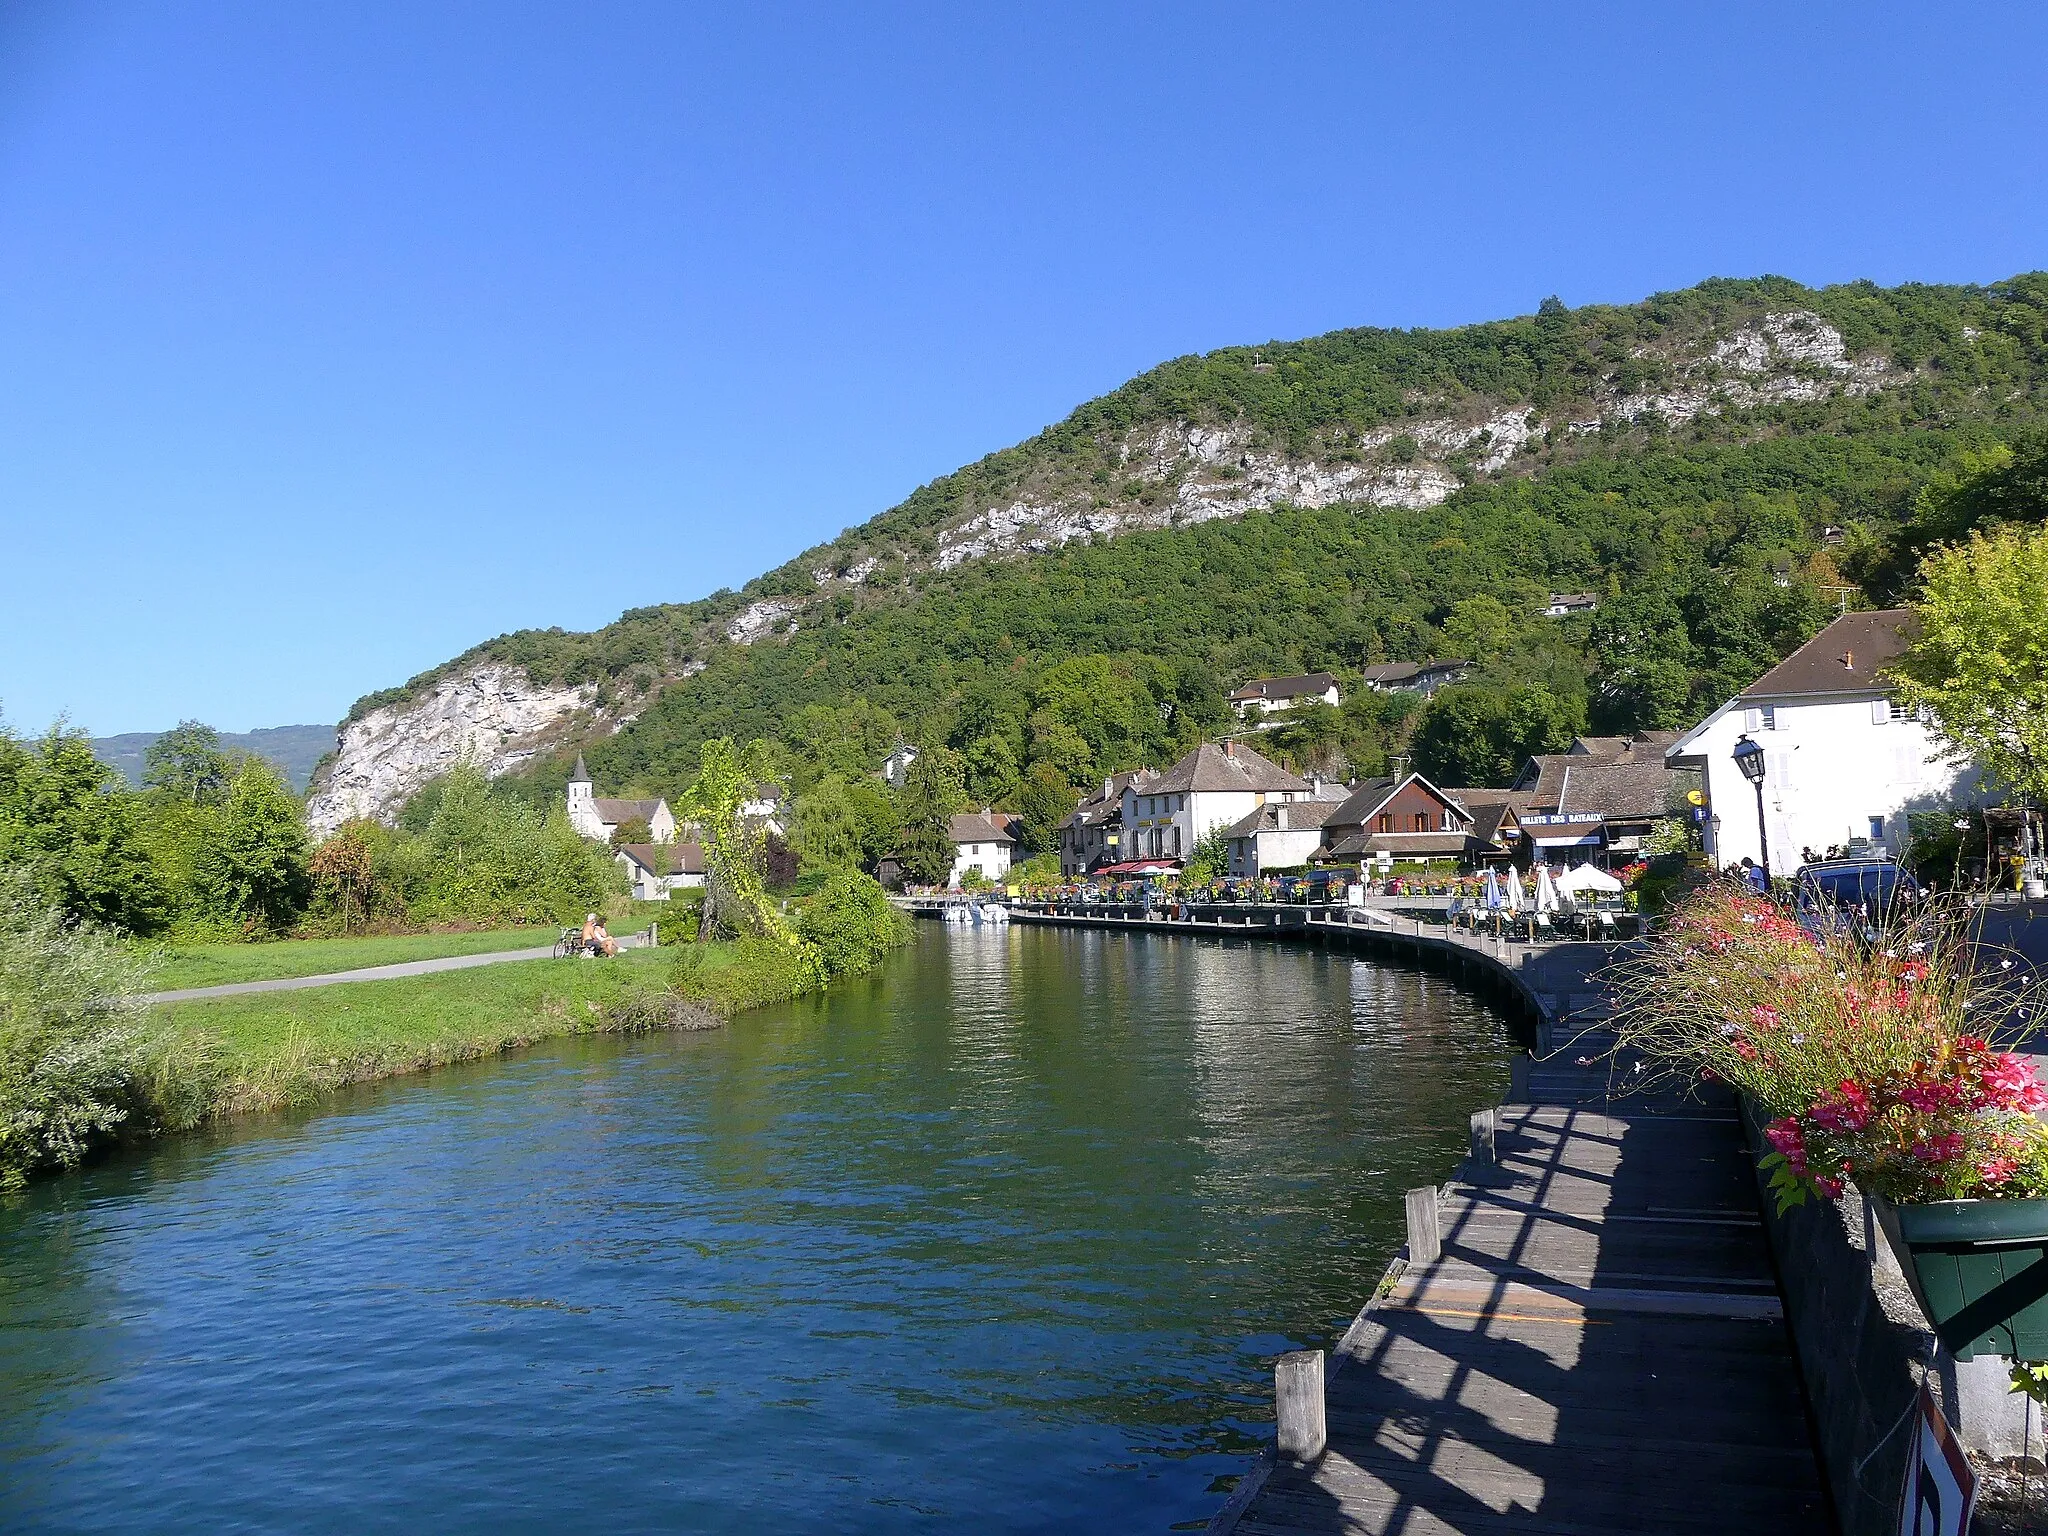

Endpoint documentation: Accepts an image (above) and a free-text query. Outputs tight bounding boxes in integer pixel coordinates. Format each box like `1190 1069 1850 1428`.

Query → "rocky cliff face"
310 298 1927 831
304 665 605 838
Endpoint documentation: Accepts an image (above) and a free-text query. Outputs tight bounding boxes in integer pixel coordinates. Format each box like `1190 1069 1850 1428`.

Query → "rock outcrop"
304 664 601 838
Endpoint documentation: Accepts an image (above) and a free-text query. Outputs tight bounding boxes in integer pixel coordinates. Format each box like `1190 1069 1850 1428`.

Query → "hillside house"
1357 659 1471 697
1229 672 1341 722
741 781 788 839
1665 609 1985 871
881 743 919 788
615 841 706 900
1122 740 1312 862
949 810 1015 885
1059 768 1156 876
1315 774 1477 866
567 755 677 844
1545 592 1600 617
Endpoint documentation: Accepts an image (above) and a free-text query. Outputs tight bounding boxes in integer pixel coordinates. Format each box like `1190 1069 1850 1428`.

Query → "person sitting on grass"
580 912 619 958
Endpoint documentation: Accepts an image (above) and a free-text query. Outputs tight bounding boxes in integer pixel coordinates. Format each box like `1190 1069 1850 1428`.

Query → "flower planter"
1870 1193 2048 1360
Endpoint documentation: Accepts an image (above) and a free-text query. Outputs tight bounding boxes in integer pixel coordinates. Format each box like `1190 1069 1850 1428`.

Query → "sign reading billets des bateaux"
1898 1384 1975 1536
1518 812 1606 849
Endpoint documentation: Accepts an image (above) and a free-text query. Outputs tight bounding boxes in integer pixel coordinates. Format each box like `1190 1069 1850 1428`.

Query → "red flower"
1910 1133 1965 1163
1978 1156 2022 1185
1981 1054 2048 1114
1809 1080 1874 1134
1751 1005 1781 1032
1813 1174 1845 1198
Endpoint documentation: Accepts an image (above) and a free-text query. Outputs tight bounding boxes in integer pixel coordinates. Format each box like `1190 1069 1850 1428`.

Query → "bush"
797 868 910 979
0 871 153 1189
669 937 815 1013
1613 885 2048 1207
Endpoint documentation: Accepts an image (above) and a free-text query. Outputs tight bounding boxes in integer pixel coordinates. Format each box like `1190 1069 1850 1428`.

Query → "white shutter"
1743 708 1761 731
1872 699 1890 724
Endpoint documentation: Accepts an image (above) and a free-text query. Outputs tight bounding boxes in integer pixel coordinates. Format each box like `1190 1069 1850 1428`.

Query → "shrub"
797 868 909 979
1613 885 2048 1207
0 871 153 1189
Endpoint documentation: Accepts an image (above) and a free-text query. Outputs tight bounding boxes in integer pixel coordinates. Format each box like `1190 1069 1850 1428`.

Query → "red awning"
1096 860 1182 875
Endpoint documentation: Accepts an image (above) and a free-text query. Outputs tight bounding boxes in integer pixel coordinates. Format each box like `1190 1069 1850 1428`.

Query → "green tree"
961 732 1021 805
1014 760 1079 855
794 774 865 870
1411 684 1580 787
896 743 962 886
795 867 910 979
1893 524 2048 803
1440 595 1514 663
1184 822 1233 883
192 760 311 932
0 727 171 933
142 720 235 806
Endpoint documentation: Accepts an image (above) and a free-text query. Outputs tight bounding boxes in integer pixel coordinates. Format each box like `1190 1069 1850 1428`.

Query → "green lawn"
142 936 817 1125
150 948 684 1119
140 923 670 992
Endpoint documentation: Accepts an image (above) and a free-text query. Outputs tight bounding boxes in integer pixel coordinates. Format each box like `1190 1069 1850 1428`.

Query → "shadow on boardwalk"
1224 1048 1829 1534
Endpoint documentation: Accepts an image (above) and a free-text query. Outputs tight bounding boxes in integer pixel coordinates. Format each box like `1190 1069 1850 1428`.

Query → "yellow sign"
1687 789 1705 806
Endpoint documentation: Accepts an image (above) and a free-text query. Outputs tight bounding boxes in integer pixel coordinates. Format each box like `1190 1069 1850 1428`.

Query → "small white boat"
974 902 1010 925
942 903 972 925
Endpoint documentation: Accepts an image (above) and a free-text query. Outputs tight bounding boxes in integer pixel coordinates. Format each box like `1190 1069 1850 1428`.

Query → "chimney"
1276 805 1289 830
1843 650 1855 669
1222 739 1236 758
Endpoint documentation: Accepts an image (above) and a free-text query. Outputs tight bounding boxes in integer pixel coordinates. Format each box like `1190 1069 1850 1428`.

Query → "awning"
1530 831 1603 848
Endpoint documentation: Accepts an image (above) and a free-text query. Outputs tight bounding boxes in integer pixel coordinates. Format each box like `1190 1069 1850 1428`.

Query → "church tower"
566 753 601 839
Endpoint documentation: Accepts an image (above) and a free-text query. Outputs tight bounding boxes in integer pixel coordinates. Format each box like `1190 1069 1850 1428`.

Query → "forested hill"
326 272 2048 815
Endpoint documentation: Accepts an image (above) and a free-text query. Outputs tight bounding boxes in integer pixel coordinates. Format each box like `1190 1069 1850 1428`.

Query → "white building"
1228 672 1340 722
615 841 706 900
1121 740 1312 862
1665 609 1984 872
567 755 678 844
1356 660 1470 697
1224 799 1338 877
881 743 919 789
948 811 1015 885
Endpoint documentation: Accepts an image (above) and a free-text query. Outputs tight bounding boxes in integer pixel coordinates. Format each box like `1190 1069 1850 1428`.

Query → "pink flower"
1978 1157 2022 1185
1981 1054 2048 1114
1809 1080 1874 1134
1734 1041 1759 1061
1899 1079 1964 1115
1751 1005 1780 1032
1765 1117 1808 1173
1813 1175 1845 1198
1911 1133 1965 1163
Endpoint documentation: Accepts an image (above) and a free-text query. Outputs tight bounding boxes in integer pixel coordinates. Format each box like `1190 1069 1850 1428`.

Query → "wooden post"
1274 1349 1327 1462
1469 1108 1496 1165
1405 1186 1441 1263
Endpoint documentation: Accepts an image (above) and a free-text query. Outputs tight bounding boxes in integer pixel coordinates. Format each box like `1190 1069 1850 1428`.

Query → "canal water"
0 925 1509 1534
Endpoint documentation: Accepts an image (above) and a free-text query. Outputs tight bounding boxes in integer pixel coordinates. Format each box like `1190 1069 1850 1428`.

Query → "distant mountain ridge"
305 271 2048 834
93 725 333 794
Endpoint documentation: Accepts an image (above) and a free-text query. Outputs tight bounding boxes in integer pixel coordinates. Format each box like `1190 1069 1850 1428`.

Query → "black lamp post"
1732 734 1769 887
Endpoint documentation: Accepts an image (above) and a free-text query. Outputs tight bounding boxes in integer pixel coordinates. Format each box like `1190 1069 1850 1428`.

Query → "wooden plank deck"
1218 1033 1830 1534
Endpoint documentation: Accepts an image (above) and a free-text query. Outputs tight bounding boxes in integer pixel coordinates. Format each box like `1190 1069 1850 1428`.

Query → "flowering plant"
1612 885 2048 1209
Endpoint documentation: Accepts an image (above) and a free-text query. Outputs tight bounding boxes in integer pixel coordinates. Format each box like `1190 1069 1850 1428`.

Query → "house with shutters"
1314 773 1478 866
1058 768 1157 876
1121 740 1312 863
567 755 678 844
948 810 1016 885
1224 799 1341 877
1664 608 1986 871
1356 659 1471 697
1228 672 1341 723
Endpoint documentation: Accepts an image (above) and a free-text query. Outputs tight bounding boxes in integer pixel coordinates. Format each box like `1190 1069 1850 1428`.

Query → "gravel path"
143 934 656 1005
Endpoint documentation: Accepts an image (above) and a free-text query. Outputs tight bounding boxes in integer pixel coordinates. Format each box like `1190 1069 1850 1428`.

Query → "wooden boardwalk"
1217 1009 1830 1533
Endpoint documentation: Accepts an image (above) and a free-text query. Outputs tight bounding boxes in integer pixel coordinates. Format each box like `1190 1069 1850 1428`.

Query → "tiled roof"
1150 741 1311 796
1552 760 1674 820
1738 609 1914 700
1229 672 1338 703
1319 830 1477 860
1223 799 1339 838
948 812 1016 845
617 841 704 876
593 797 665 825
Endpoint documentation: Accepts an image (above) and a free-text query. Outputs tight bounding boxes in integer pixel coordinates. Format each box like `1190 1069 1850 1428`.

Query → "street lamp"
1731 734 1769 888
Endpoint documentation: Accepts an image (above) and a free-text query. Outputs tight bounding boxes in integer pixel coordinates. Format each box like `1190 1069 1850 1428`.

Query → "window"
1377 813 1393 834
1413 813 1429 832
1760 705 1777 731
1888 700 1912 722
1869 816 1885 842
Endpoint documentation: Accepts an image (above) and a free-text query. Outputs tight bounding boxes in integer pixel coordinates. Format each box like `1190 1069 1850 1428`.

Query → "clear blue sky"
3 1 2044 736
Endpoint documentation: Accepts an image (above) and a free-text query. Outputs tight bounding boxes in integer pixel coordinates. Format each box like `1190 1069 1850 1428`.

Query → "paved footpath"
142 941 644 1005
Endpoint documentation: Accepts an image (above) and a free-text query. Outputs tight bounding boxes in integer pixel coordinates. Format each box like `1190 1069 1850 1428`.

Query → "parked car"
1794 858 1922 943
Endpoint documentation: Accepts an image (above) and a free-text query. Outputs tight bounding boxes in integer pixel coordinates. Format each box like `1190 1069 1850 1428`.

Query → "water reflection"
0 924 1507 1535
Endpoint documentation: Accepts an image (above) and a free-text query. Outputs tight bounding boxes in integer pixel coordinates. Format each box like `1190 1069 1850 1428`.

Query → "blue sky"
3 2 2044 735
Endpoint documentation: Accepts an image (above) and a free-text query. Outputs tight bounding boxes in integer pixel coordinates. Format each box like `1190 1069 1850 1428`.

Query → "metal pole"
1752 779 1771 888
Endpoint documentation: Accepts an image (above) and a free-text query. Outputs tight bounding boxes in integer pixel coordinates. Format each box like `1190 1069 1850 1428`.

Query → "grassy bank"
142 936 850 1125
143 926 565 991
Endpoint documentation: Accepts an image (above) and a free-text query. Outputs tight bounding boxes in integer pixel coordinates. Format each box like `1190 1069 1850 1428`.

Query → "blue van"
1794 859 1921 941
